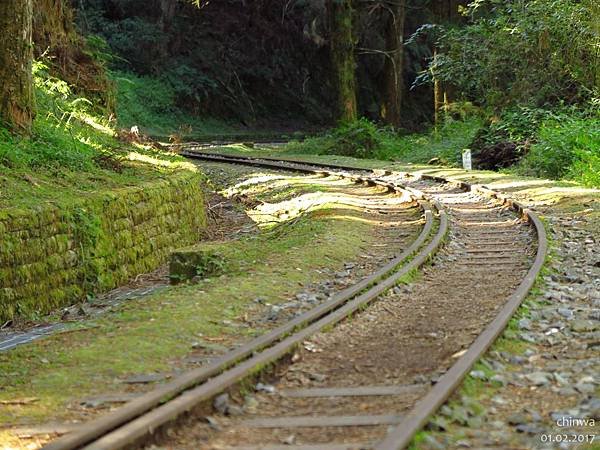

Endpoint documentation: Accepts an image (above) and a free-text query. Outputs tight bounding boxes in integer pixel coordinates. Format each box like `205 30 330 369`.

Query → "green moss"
0 172 206 322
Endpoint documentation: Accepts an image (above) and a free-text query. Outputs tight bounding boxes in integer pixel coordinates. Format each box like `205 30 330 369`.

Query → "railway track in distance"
43 151 546 450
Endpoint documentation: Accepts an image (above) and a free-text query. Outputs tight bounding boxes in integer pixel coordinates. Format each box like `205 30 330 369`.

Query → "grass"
284 117 482 165
0 61 197 210
517 113 600 188
112 70 237 139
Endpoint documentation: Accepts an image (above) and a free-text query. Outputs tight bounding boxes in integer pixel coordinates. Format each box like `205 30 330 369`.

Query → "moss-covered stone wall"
0 172 206 322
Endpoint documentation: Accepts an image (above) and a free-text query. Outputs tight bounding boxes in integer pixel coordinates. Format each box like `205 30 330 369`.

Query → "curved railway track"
43 151 546 450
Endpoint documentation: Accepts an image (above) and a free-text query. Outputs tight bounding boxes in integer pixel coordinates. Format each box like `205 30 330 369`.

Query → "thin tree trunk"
327 0 357 122
382 0 406 127
0 0 35 134
158 0 177 60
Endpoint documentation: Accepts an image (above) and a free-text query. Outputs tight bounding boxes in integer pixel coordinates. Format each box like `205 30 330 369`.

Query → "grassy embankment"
0 62 197 211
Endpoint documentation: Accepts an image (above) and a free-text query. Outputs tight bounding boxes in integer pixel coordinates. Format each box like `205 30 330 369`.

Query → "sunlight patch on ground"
126 151 197 171
248 190 413 226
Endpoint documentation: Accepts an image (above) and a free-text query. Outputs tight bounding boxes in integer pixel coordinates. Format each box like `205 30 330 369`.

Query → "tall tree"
382 0 407 127
0 0 35 133
327 0 357 122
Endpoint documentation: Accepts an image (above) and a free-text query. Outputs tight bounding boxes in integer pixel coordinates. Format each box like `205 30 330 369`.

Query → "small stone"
469 370 487 380
554 373 569 386
525 372 551 386
558 387 577 396
490 420 505 429
440 405 453 417
282 435 296 445
508 355 527 365
519 333 537 343
423 434 445 450
255 382 276 393
508 413 528 425
557 308 574 319
308 372 327 382
466 416 483 428
213 393 229 415
226 405 244 416
518 318 532 330
529 410 542 422
516 423 545 434
204 416 220 430
451 406 469 425
491 396 508 405
455 439 471 447
571 320 598 332
426 417 449 432
490 374 506 385
575 383 595 394
243 395 259 412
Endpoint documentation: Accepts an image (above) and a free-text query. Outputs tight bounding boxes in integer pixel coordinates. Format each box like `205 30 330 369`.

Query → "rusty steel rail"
43 152 443 450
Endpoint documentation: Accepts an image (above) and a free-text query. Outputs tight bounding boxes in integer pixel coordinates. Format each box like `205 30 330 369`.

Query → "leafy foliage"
113 71 234 137
432 0 599 109
76 0 333 124
0 61 101 170
287 117 482 164
518 113 600 187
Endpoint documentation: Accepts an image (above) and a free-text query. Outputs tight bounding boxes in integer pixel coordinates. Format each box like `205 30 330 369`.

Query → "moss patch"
0 171 206 322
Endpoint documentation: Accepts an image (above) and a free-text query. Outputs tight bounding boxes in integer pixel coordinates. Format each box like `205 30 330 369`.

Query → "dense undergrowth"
0 60 195 208
286 118 481 164
113 71 236 138
286 109 600 188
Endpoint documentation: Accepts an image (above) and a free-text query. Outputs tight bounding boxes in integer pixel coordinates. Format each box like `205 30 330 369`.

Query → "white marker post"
462 149 472 170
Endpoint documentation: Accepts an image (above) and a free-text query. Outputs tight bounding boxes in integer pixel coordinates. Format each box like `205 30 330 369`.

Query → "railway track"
43 151 546 450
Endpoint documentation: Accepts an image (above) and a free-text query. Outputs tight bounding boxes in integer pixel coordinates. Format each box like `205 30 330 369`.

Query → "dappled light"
126 151 197 172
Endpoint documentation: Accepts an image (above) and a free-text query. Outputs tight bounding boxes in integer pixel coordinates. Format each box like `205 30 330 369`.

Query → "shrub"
286 117 482 165
518 114 600 187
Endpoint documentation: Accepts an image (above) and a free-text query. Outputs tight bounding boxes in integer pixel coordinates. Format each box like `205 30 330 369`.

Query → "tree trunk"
0 0 35 134
327 0 357 122
433 48 442 128
158 0 177 60
382 0 406 127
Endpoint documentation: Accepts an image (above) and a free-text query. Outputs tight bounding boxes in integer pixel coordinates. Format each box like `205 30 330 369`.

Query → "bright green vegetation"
0 201 375 429
0 60 197 210
285 111 600 188
0 61 207 322
282 0 600 188
286 117 481 164
113 71 236 139
518 114 600 188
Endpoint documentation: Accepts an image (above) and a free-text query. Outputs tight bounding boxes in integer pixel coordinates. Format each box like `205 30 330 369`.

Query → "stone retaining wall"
0 172 206 321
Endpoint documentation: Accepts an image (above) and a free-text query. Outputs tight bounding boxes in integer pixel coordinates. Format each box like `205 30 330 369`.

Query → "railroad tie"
241 415 403 428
